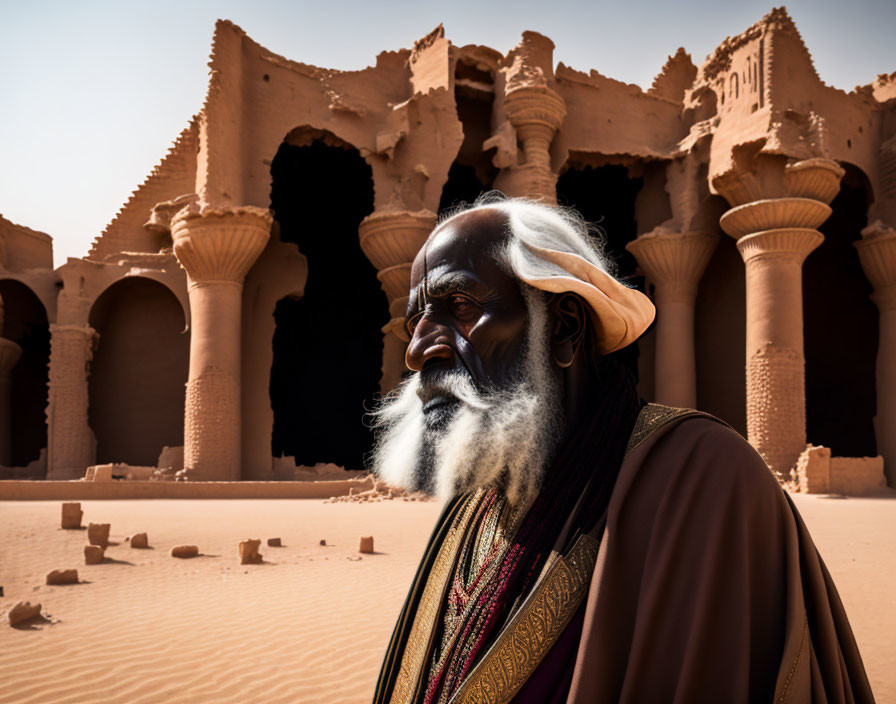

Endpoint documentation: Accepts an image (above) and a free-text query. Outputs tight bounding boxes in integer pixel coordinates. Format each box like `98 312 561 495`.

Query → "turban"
516 242 655 354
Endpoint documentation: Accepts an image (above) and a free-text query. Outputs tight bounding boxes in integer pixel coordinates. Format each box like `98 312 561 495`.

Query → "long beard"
370 292 563 506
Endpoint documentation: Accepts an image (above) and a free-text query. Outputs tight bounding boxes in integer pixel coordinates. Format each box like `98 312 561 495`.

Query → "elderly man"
371 195 872 704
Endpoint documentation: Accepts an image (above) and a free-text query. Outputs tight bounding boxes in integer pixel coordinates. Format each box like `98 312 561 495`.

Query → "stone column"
494 32 566 203
717 158 843 479
501 86 566 203
856 221 896 486
171 206 271 481
358 209 437 392
46 325 97 479
627 229 718 408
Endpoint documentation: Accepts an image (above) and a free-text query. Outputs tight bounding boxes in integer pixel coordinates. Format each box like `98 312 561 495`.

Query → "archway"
803 163 878 456
88 277 188 466
0 280 49 468
269 134 386 470
556 162 645 383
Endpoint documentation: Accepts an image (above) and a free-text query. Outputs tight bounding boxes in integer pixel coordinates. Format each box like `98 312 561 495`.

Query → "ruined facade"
2 8 894 487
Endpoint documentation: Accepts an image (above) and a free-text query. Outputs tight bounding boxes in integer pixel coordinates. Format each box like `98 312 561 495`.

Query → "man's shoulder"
623 406 783 508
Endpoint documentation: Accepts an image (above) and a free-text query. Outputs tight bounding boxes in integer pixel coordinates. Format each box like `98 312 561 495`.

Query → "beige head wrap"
516 242 655 354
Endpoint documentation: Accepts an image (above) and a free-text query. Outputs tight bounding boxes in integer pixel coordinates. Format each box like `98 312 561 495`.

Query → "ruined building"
1 8 894 488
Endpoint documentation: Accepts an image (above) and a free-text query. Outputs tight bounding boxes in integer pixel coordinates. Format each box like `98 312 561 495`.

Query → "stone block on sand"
46 569 79 585
171 545 199 559
87 523 110 548
7 601 41 626
359 536 374 554
130 532 149 549
61 502 82 529
239 539 263 564
267 537 281 547
319 539 327 546
84 545 105 564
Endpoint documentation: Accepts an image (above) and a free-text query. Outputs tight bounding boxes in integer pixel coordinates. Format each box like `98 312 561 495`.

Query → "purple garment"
510 602 586 703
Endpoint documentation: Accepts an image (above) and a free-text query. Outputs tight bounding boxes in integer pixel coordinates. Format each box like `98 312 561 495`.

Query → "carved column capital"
713 157 844 208
735 228 825 266
496 76 566 203
626 229 719 304
856 221 896 311
359 208 438 390
358 210 436 292
171 205 272 286
504 86 566 168
720 198 831 240
359 209 436 338
784 158 845 204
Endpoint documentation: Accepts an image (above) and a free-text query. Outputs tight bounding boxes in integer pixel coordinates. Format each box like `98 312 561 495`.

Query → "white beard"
370 291 563 506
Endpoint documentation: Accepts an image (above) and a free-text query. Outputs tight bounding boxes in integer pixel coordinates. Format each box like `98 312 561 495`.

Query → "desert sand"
0 493 893 703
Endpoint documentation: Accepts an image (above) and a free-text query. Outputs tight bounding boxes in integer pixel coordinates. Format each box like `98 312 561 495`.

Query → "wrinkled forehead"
410 209 511 288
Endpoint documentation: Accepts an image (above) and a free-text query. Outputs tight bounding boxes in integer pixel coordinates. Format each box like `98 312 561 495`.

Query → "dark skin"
405 208 600 430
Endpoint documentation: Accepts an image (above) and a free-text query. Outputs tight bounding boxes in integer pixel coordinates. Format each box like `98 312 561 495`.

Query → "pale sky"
2 0 893 267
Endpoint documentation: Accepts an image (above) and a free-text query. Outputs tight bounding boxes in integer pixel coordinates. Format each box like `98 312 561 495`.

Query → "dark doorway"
556 163 645 379
88 277 188 466
804 164 878 456
438 58 499 215
269 137 386 470
0 280 49 467
695 221 747 436
439 162 488 214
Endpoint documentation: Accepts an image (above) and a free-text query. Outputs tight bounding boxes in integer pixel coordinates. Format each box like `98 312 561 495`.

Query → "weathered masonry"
1 8 894 488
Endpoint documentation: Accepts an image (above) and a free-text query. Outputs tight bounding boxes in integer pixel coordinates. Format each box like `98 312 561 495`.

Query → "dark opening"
694 203 747 436
556 163 645 380
804 164 877 456
269 137 386 470
0 280 49 467
438 59 498 214
88 277 188 466
439 163 488 214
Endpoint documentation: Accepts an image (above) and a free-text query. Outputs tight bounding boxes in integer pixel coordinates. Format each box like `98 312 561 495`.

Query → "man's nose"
405 314 455 372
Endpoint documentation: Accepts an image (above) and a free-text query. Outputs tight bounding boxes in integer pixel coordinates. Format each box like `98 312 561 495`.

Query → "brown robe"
566 414 874 703
374 407 874 703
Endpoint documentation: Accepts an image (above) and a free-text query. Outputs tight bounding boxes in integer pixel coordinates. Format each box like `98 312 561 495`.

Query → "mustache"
416 365 489 411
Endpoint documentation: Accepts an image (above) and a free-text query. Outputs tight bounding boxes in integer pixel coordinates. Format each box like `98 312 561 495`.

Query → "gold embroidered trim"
450 533 601 704
432 494 525 702
624 403 703 459
390 492 481 704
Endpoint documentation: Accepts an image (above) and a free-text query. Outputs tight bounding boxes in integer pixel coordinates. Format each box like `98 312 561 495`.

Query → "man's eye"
450 295 475 315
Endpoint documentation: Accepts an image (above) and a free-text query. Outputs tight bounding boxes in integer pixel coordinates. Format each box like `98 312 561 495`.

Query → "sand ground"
0 493 892 703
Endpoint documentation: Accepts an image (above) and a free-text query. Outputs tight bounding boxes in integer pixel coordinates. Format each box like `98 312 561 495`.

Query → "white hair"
438 192 617 283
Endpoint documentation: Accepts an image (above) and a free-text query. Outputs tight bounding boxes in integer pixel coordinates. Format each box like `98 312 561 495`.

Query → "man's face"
405 210 530 421
371 208 564 505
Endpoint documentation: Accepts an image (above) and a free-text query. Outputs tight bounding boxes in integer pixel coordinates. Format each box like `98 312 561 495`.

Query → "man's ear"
548 293 588 367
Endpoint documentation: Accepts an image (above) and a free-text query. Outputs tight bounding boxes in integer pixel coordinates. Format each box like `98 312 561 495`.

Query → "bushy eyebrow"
406 272 480 318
